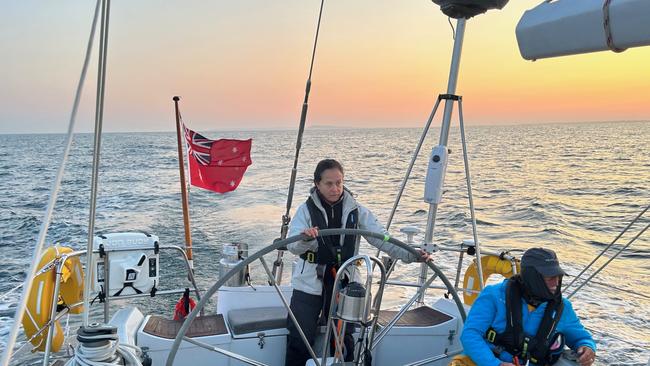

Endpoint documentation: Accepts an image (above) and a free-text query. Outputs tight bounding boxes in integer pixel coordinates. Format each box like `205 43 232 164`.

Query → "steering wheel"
166 228 466 366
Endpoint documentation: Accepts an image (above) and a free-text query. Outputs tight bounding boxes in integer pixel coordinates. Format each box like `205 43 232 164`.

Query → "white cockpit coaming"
105 286 465 366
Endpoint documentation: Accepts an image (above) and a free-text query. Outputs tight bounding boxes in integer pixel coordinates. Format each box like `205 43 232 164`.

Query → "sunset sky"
1 1 649 134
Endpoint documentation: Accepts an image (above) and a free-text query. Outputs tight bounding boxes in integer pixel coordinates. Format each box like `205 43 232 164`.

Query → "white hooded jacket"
287 188 418 296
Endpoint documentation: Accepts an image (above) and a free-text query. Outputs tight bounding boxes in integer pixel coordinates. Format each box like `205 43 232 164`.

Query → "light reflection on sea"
0 122 648 365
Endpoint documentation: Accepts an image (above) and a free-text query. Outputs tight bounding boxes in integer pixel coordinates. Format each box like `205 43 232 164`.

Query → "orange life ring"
448 354 476 366
22 246 84 352
462 255 519 305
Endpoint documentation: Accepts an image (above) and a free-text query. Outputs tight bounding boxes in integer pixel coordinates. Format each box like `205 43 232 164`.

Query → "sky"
1 0 649 134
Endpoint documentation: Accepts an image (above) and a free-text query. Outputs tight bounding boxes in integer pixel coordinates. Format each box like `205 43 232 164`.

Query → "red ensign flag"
184 126 252 193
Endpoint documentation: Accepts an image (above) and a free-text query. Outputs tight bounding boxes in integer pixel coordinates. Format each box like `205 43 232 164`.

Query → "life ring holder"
22 246 85 352
462 254 519 305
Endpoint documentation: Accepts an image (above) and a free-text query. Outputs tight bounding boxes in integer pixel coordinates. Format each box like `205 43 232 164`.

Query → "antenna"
404 0 510 303
432 0 509 19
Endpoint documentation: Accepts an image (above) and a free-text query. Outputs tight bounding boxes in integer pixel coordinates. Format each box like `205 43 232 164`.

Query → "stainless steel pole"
419 18 467 302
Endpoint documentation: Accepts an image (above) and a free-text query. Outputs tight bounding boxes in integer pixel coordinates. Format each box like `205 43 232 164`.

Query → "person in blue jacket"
460 247 596 366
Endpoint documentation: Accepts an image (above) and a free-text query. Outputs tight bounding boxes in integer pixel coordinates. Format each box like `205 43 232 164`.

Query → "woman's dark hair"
313 159 344 183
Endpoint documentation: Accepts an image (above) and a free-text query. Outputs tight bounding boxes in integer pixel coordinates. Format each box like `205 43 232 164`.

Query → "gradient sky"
1 1 649 134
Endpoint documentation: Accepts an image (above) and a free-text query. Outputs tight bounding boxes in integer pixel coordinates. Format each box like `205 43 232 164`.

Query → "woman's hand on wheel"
417 249 433 262
302 227 319 239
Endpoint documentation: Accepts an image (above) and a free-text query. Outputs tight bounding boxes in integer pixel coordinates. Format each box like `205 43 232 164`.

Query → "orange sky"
1 1 648 133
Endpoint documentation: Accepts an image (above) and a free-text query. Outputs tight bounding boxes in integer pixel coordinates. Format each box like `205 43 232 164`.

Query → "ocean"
1 122 649 365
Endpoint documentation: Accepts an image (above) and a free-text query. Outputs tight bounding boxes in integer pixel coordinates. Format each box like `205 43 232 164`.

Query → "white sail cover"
516 0 650 60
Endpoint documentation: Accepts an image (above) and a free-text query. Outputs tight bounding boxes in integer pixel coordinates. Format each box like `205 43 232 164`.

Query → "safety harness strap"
485 278 564 364
300 197 358 266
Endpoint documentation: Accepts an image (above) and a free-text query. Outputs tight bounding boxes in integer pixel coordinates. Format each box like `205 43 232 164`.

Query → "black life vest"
485 278 565 365
300 196 358 266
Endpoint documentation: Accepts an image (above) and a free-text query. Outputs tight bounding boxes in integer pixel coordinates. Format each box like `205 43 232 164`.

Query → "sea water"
0 122 648 365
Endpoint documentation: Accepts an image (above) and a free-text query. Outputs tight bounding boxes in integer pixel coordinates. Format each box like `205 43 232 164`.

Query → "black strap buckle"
522 336 530 356
486 328 497 343
306 251 315 263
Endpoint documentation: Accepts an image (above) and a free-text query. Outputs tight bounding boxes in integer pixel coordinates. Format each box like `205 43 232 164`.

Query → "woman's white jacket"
287 188 418 296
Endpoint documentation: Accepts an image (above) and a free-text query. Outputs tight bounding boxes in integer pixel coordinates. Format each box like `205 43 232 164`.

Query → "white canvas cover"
516 0 650 60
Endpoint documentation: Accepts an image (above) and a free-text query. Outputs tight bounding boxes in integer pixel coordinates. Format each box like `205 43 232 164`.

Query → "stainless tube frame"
384 97 443 232
103 250 110 323
402 349 463 366
96 244 202 300
385 280 480 294
371 273 438 349
42 264 63 366
457 98 485 291
259 257 321 365
38 244 202 364
320 255 386 366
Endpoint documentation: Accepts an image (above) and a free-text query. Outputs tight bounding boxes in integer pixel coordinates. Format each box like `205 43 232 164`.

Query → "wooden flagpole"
173 96 193 270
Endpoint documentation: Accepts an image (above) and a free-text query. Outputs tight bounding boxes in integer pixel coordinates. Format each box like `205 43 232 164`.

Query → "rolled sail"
516 0 650 60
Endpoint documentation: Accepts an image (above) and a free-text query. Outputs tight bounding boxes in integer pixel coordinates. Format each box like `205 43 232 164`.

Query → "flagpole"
173 96 194 271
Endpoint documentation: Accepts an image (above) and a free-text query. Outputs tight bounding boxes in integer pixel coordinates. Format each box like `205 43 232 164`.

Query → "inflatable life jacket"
300 196 358 267
485 278 564 365
173 288 196 321
463 254 520 305
22 245 85 352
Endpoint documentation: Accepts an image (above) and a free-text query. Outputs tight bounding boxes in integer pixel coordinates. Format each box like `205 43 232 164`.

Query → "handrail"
30 244 203 364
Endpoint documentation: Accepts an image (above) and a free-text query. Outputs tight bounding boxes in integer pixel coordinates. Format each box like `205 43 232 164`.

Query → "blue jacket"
460 280 596 366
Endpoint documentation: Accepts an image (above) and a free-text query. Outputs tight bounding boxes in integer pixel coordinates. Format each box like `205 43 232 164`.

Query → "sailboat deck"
142 314 228 339
378 306 453 327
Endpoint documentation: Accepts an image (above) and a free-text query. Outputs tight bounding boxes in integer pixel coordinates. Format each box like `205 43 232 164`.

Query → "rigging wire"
448 17 456 40
0 1 102 365
280 0 326 234
565 204 649 293
272 0 327 282
588 328 650 349
567 222 650 299
0 283 23 302
83 0 111 327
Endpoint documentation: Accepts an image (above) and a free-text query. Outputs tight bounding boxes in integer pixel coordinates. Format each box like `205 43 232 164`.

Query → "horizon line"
0 119 648 135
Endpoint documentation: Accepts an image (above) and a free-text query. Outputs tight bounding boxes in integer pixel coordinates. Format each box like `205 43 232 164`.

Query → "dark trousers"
285 289 355 366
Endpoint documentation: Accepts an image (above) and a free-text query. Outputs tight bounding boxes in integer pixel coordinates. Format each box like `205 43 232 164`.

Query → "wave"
1 126 649 363
541 227 575 237
476 219 498 226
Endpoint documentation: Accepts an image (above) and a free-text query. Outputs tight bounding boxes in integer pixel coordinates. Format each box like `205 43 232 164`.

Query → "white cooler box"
92 232 160 297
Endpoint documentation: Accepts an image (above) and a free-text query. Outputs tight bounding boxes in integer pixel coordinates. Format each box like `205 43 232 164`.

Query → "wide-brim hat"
521 247 567 276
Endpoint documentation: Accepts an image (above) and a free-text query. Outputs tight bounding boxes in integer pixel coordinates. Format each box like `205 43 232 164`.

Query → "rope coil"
66 331 143 366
